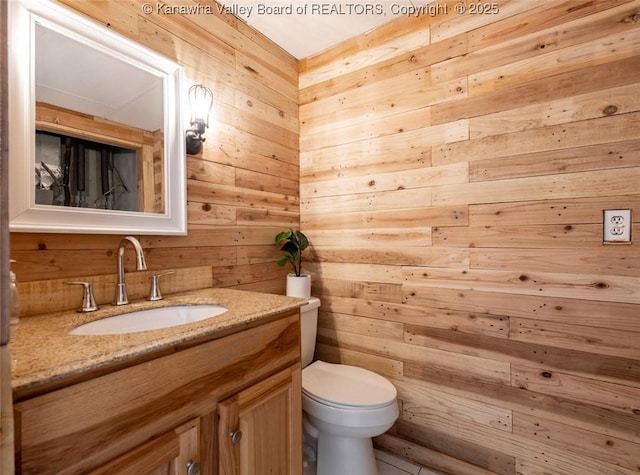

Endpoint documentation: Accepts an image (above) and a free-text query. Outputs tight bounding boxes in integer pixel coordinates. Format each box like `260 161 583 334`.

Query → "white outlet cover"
603 209 632 243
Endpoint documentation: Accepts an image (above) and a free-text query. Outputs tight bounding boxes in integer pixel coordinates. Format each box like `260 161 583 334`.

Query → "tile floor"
303 448 443 475
375 449 444 475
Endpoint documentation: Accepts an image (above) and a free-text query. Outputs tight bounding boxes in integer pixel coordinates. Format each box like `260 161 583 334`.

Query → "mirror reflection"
35 131 138 211
35 22 164 213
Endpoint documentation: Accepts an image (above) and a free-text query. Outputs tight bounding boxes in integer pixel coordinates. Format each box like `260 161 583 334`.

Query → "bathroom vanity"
11 288 305 474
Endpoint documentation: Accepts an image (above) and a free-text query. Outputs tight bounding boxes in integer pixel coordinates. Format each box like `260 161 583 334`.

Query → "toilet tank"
300 297 321 368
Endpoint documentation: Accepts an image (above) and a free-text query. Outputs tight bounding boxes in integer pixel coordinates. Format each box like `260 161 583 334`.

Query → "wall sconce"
186 84 214 155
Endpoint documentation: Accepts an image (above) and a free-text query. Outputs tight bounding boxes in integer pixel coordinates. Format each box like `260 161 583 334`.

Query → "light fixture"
186 84 214 155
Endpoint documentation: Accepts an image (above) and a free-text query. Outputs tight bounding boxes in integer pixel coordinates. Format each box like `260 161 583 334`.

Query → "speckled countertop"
10 287 306 395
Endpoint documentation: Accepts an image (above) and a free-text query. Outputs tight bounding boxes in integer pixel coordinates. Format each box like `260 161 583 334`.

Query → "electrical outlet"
603 209 632 244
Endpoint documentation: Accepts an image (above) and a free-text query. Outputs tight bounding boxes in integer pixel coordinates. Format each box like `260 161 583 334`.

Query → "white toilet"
300 297 399 475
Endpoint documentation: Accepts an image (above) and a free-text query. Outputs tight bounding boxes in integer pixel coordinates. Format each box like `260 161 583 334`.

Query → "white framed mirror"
8 0 187 234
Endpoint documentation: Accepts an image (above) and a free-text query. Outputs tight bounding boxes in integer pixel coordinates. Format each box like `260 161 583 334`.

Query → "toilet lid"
302 361 397 408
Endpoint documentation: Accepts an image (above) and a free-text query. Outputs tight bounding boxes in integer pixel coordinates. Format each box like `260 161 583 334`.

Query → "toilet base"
316 433 378 475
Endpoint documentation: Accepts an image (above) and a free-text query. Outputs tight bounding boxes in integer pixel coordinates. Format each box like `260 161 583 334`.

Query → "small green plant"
275 229 309 277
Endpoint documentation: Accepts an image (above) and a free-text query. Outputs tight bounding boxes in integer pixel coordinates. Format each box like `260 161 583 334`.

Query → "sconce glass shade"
186 84 214 155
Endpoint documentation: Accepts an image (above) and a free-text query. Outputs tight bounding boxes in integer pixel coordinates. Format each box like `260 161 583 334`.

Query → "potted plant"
275 229 311 298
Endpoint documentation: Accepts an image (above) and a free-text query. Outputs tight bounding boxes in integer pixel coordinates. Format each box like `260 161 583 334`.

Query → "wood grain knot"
541 371 553 378
602 105 618 115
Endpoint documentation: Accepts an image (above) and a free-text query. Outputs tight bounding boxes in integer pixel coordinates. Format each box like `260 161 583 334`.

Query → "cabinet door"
90 418 200 475
218 365 302 475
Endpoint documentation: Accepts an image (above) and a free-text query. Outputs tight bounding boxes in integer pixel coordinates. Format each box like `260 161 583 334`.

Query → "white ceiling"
218 0 423 59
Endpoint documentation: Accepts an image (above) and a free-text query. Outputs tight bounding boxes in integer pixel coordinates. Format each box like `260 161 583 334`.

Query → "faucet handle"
148 271 175 301
65 281 99 312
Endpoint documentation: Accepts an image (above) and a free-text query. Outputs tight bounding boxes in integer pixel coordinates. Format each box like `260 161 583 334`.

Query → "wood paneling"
300 1 640 473
10 0 299 314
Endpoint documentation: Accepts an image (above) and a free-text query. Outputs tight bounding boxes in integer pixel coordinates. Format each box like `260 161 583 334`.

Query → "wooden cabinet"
218 365 302 475
13 311 302 475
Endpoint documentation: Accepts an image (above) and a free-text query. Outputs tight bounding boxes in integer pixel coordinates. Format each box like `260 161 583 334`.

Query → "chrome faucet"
114 236 147 305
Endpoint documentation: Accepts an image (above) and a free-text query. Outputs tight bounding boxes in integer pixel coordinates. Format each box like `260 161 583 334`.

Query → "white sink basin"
69 304 228 335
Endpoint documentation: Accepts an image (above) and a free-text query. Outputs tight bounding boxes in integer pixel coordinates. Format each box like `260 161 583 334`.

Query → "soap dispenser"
10 260 20 325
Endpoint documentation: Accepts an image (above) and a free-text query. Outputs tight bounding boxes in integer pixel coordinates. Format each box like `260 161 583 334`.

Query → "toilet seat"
302 361 397 409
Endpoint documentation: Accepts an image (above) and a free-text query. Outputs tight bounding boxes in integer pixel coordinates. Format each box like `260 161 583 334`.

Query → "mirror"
8 0 187 234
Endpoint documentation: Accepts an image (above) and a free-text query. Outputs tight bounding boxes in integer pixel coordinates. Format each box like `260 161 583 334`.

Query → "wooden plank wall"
10 0 299 314
299 1 640 474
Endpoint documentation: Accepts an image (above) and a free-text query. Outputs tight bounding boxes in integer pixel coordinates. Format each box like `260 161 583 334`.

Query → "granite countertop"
10 287 306 396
